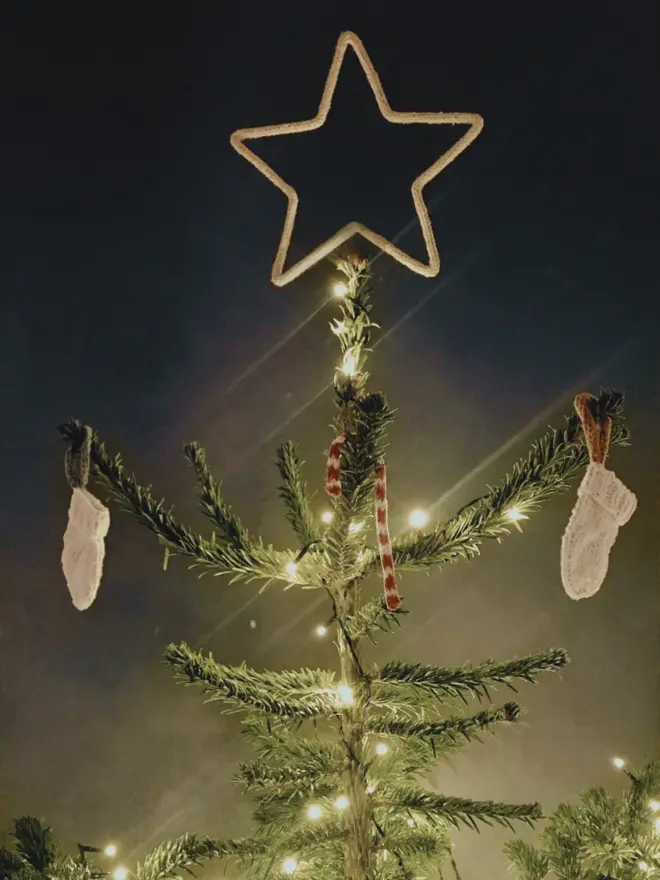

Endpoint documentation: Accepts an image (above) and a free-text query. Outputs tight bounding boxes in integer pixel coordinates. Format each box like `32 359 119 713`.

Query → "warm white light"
104 844 117 858
613 756 626 770
306 804 322 820
408 509 429 529
655 818 660 833
282 857 298 875
342 351 357 376
505 507 528 522
112 868 128 880
638 861 649 873
321 510 334 524
285 562 298 579
375 742 389 756
367 784 375 794
651 800 660 812
337 684 354 706
315 625 328 637
331 320 346 336
348 521 363 534
406 818 415 827
335 796 349 810
333 281 348 298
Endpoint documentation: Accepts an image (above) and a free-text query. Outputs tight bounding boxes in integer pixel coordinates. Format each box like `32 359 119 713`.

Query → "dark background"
0 2 657 876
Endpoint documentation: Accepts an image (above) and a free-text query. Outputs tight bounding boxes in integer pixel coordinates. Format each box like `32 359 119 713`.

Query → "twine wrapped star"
230 31 484 287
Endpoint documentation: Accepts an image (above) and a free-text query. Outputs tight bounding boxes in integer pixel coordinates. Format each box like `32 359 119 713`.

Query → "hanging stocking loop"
574 393 611 466
65 424 92 489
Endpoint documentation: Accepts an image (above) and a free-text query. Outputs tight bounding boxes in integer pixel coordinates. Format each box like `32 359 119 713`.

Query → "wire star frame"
230 31 484 287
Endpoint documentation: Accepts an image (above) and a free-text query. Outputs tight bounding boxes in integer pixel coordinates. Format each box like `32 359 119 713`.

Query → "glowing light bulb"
335 796 349 810
639 861 649 873
406 818 415 827
505 507 527 522
285 562 298 579
315 625 327 637
342 350 357 376
321 510 334 524
331 320 347 335
306 804 322 820
337 684 354 706
112 868 128 880
104 844 117 858
650 800 660 812
375 742 389 756
333 281 348 297
613 756 626 770
349 521 363 534
408 509 429 529
382 850 389 862
367 784 375 794
282 857 298 875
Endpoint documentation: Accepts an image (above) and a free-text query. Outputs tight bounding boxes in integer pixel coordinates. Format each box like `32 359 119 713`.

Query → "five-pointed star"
230 31 484 287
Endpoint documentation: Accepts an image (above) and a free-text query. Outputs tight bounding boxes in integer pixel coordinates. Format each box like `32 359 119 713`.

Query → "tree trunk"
337 581 373 880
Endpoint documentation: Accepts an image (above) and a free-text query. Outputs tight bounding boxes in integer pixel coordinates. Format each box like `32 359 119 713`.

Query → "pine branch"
12 817 58 873
238 739 344 791
383 390 628 572
276 442 320 546
182 442 252 550
137 826 347 880
0 848 26 878
377 827 449 860
164 642 339 719
367 702 521 746
376 649 569 704
380 784 543 831
57 421 311 587
503 839 550 880
346 596 409 642
136 833 268 880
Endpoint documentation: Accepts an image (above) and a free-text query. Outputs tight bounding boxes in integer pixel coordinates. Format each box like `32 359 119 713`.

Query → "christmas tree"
58 257 629 880
505 757 660 879
0 816 123 880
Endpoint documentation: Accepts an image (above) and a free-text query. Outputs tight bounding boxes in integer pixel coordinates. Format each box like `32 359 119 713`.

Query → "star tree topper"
230 31 484 287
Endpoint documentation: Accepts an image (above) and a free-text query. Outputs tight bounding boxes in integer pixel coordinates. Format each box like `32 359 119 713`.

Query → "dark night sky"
0 2 658 876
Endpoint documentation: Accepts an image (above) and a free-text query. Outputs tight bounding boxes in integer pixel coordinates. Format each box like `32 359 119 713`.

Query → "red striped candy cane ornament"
374 460 401 611
325 433 345 498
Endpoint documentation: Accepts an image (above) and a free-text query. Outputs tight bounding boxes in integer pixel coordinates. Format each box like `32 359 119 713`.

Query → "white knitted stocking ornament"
560 394 636 600
61 426 110 610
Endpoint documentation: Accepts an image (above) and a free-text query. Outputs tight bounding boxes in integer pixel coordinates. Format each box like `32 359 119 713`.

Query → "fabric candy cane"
374 460 401 612
61 426 111 611
325 433 345 497
560 393 636 600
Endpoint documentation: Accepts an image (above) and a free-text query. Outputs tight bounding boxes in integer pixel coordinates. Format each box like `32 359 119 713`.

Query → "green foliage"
345 596 409 642
0 817 105 880
276 442 320 547
57 258 632 879
384 390 628 573
164 642 338 718
379 784 542 831
505 760 660 879
367 701 522 746
377 649 569 704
